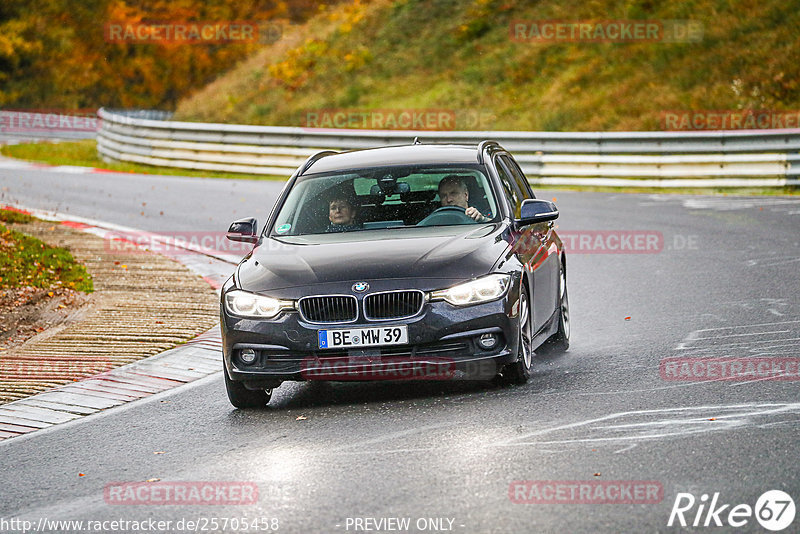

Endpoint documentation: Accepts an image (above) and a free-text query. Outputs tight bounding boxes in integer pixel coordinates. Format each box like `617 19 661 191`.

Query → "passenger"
438 175 490 222
326 193 362 232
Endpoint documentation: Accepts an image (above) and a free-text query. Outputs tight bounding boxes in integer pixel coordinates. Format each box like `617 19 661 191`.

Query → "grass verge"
0 209 93 292
1 140 286 181
540 185 800 196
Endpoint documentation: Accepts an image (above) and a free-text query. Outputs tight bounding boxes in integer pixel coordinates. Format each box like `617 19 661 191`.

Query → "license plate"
318 326 408 349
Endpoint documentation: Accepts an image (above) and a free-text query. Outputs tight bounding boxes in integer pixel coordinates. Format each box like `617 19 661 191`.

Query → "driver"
438 175 490 222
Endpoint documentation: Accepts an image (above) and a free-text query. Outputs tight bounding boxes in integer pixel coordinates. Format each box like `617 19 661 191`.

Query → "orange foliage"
0 0 334 110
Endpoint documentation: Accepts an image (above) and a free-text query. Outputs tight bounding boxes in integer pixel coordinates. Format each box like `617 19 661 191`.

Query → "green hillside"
174 0 800 131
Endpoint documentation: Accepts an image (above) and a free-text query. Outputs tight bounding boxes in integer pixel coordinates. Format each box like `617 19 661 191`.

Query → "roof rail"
296 150 338 176
476 140 500 164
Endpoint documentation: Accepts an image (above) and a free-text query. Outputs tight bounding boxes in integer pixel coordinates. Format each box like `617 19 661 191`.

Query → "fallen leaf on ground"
146 478 160 482
296 415 308 421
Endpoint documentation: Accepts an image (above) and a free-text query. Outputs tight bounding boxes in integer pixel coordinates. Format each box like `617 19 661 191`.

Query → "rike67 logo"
668 490 795 531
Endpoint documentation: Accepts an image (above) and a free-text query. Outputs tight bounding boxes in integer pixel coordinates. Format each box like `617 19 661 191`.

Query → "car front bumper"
221 291 521 386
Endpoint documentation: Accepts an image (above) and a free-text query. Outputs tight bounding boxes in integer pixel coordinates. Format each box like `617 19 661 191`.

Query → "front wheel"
224 366 272 408
543 261 570 352
501 287 533 385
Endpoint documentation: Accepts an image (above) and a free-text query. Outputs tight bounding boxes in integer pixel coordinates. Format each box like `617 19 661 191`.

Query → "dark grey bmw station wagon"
220 141 570 407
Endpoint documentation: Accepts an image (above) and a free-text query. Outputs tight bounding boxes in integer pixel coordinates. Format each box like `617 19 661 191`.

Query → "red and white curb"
0 205 241 441
2 204 245 287
0 329 223 439
0 155 124 175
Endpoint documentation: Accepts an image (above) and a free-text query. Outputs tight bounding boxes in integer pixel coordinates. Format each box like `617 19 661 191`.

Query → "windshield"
270 164 499 236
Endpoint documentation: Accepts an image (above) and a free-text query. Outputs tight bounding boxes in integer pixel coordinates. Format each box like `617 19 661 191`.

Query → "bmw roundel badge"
352 282 369 292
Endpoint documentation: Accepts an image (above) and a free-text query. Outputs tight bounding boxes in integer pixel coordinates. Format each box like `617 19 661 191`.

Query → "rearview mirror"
516 199 559 226
374 175 411 196
226 217 258 243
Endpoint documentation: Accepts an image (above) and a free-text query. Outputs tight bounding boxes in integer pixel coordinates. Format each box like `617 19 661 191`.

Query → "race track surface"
2 168 799 533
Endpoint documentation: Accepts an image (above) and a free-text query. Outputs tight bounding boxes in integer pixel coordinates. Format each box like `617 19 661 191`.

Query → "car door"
497 155 558 333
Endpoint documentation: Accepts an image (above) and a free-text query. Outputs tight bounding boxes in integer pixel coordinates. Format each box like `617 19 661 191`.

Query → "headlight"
224 290 294 318
430 274 511 306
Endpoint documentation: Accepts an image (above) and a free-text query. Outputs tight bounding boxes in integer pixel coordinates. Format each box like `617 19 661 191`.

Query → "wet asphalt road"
1 167 799 533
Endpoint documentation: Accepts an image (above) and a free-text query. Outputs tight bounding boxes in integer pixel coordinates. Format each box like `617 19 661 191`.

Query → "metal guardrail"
102 109 174 121
97 108 800 187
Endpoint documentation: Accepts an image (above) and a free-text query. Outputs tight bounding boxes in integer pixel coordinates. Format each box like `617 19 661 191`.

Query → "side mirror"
226 217 258 243
517 199 559 226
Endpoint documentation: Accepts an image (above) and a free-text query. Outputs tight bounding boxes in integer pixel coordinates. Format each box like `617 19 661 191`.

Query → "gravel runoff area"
0 219 219 404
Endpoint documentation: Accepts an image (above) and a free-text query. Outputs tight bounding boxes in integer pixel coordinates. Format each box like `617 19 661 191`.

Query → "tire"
224 366 272 408
543 259 570 352
501 286 533 385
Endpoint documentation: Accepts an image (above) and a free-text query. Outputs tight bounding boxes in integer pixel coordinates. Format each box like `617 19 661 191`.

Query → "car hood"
236 224 509 292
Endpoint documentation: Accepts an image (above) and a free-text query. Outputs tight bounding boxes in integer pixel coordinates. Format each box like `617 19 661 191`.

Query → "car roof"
304 144 484 175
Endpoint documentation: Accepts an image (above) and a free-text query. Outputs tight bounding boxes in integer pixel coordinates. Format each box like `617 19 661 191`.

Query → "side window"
499 155 534 199
493 156 523 218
